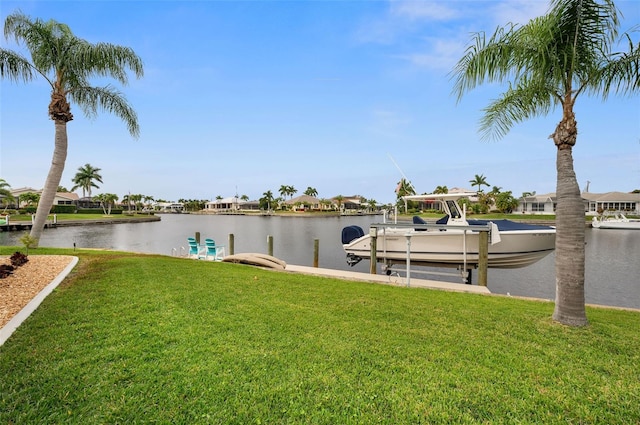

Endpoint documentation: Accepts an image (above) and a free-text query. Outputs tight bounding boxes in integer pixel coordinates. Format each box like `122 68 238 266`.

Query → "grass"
1 247 639 424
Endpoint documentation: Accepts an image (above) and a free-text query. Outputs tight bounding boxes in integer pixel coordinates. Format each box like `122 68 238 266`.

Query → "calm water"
1 214 638 309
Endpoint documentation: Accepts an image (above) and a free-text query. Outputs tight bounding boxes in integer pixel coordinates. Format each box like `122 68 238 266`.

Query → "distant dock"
0 215 161 232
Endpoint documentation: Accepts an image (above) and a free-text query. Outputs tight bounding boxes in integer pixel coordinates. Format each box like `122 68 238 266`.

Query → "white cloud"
398 37 468 72
390 0 460 21
489 0 549 27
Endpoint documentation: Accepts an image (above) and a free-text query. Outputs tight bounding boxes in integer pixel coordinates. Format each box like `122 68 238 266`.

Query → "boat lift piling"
367 222 492 286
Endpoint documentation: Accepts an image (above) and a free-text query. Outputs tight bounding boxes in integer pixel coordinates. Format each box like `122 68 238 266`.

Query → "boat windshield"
446 200 461 219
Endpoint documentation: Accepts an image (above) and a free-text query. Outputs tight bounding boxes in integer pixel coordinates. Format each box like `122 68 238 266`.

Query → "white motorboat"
341 193 556 271
591 212 640 230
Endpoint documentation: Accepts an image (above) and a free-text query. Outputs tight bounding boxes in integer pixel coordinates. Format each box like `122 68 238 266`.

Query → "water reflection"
1 214 638 309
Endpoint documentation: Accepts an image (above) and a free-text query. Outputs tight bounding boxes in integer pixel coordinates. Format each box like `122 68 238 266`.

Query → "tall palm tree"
261 190 274 211
71 163 103 198
469 174 490 193
1 12 143 244
288 185 297 199
453 0 640 326
278 185 288 199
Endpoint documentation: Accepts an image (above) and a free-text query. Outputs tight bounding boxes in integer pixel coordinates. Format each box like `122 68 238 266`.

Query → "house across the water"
516 191 640 215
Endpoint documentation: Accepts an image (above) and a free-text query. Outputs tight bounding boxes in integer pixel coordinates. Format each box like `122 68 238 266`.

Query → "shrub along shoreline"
0 247 638 424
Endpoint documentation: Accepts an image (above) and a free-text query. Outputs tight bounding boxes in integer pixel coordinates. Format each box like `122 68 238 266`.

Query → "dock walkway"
284 264 491 294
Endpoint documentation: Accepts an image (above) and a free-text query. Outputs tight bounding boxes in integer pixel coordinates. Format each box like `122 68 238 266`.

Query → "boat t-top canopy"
401 192 478 222
401 192 477 201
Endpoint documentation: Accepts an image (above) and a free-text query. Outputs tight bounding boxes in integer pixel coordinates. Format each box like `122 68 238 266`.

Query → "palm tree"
433 185 449 194
304 187 318 197
0 178 14 212
71 163 103 198
333 195 345 212
453 0 640 326
469 174 490 193
21 192 40 208
1 12 143 244
94 193 118 215
278 185 288 200
143 195 154 211
395 178 416 198
495 191 520 213
261 190 274 211
129 194 143 211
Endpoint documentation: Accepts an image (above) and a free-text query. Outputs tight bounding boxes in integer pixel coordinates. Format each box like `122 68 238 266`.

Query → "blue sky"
1 0 639 204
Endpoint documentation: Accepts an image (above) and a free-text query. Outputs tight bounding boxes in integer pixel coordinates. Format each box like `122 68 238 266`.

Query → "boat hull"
343 228 556 269
592 220 640 230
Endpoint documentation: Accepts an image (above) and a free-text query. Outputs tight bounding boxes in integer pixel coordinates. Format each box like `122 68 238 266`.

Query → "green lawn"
1 248 638 424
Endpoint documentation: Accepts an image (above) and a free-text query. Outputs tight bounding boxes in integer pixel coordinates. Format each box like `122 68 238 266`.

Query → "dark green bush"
51 205 76 214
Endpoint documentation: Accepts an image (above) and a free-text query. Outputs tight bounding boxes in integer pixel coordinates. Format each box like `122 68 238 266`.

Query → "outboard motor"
341 225 365 244
346 253 362 267
342 225 365 267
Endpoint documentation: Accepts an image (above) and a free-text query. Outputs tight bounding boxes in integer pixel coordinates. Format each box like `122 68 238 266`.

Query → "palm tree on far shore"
433 185 449 194
94 193 118 215
469 174 490 193
453 0 640 326
304 187 318 197
0 178 14 212
71 163 103 198
1 12 143 244
261 190 274 211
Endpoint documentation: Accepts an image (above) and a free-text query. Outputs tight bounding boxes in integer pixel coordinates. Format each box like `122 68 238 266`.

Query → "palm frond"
592 33 640 98
71 85 140 138
480 81 556 141
0 49 35 82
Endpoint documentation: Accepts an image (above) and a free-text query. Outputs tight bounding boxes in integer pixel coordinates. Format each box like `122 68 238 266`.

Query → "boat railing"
368 221 494 286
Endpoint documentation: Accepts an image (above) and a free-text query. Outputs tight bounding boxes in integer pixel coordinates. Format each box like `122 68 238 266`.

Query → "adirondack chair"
187 237 203 259
204 238 225 261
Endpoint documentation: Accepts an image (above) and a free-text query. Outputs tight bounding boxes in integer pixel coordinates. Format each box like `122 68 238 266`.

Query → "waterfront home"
284 195 323 211
9 187 79 209
153 202 185 213
204 197 260 213
581 191 640 215
516 191 640 215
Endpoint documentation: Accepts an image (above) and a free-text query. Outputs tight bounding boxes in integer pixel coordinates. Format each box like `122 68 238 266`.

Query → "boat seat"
413 216 428 231
436 215 449 225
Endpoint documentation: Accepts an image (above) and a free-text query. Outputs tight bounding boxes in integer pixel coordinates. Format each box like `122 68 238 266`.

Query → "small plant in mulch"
0 264 15 279
10 251 29 267
19 233 38 255
0 252 29 280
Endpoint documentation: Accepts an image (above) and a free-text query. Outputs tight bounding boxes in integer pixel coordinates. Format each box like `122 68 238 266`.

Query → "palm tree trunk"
552 146 588 326
30 121 68 245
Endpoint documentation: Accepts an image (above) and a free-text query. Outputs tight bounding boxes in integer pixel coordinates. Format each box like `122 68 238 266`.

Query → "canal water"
1 214 638 310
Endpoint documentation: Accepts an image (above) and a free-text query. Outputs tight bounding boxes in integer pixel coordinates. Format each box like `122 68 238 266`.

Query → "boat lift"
366 221 493 286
